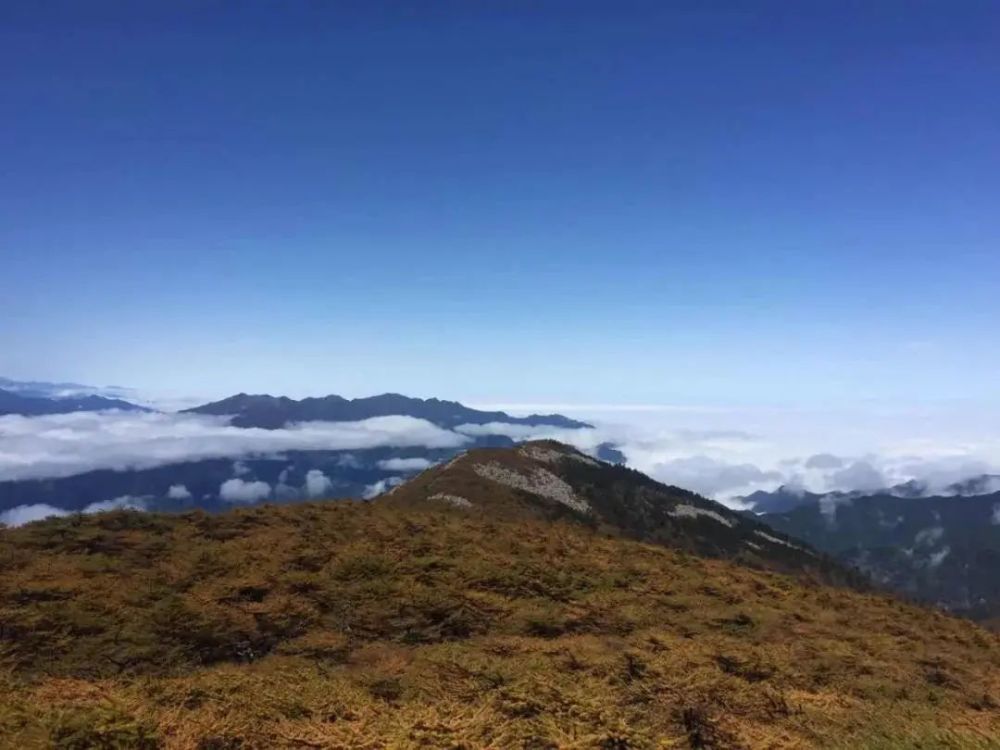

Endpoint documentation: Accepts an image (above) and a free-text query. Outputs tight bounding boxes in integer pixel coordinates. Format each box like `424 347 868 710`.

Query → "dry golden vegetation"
385 443 864 588
0 503 997 749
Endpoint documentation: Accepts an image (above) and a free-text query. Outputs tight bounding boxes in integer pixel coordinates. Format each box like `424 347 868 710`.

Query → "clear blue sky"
2 1 998 405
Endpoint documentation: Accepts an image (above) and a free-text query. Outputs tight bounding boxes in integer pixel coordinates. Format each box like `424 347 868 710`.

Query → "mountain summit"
385 440 859 586
185 393 591 430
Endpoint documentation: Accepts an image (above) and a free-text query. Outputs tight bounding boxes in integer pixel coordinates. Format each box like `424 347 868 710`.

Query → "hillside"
759 492 1000 625
184 393 591 430
385 441 861 586
0 501 997 749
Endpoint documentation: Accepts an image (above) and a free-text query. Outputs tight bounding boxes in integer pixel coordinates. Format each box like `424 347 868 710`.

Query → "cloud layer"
0 411 469 482
219 478 272 503
376 457 434 472
1 495 148 527
2 406 1000 510
456 411 1000 505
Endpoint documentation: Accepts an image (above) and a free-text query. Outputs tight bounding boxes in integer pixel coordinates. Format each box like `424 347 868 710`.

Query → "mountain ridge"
383 440 862 587
0 387 149 417
184 392 592 430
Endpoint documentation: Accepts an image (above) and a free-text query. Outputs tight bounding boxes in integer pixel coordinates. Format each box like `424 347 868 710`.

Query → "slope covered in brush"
385 441 861 586
1 501 997 748
759 491 1000 625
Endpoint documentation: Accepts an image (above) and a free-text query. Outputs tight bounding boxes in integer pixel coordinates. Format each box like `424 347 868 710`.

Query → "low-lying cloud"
1 495 149 527
363 477 404 499
3 406 1000 511
0 411 469 482
167 484 192 500
377 457 434 472
828 461 886 492
805 453 844 470
303 469 334 498
647 456 782 498
455 415 1000 506
219 478 272 503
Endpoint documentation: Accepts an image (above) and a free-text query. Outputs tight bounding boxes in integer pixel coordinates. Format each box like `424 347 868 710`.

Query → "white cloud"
3 403 1000 510
805 453 844 470
456 417 1000 505
0 495 148 527
819 494 852 525
167 484 192 500
0 504 69 526
455 422 603 446
0 412 470 482
914 526 945 547
828 461 885 492
377 457 433 472
362 476 404 499
927 546 950 568
219 478 271 503
649 456 781 499
83 495 149 513
303 469 333 498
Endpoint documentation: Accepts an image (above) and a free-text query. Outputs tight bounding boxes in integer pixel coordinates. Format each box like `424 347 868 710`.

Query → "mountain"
0 393 597 521
759 491 1000 625
184 392 591 430
740 485 833 514
0 446 469 516
0 376 134 400
0 479 997 747
948 474 1000 496
744 474 1000 515
385 440 861 586
0 387 148 416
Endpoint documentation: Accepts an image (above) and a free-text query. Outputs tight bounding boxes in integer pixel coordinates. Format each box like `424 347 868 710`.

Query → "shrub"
47 706 159 750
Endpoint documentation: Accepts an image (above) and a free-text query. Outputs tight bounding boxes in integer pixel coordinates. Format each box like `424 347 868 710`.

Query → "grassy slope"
384 443 864 588
0 504 997 749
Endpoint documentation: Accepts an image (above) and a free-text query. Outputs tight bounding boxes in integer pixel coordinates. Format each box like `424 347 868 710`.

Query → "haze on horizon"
3 1 998 411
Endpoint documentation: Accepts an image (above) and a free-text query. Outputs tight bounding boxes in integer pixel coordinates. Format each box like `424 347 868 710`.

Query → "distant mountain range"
4 377 998 630
0 390 599 521
755 489 1000 625
0 377 594 432
184 392 592 430
0 376 136 400
0 387 148 416
742 474 1000 514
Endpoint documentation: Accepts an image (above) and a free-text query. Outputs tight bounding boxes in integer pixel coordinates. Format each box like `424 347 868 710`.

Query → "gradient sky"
2 1 998 406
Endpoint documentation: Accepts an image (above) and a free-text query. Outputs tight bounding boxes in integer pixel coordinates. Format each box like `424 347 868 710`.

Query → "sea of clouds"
0 411 467 482
2 402 999 527
464 401 1000 503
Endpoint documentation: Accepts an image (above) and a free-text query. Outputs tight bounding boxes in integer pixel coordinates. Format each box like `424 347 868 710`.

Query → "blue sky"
2 1 998 405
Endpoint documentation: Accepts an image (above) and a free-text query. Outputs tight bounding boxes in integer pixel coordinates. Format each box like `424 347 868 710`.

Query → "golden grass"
0 502 997 749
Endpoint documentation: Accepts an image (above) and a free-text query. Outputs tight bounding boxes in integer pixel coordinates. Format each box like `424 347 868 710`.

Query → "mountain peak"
384 441 860 586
